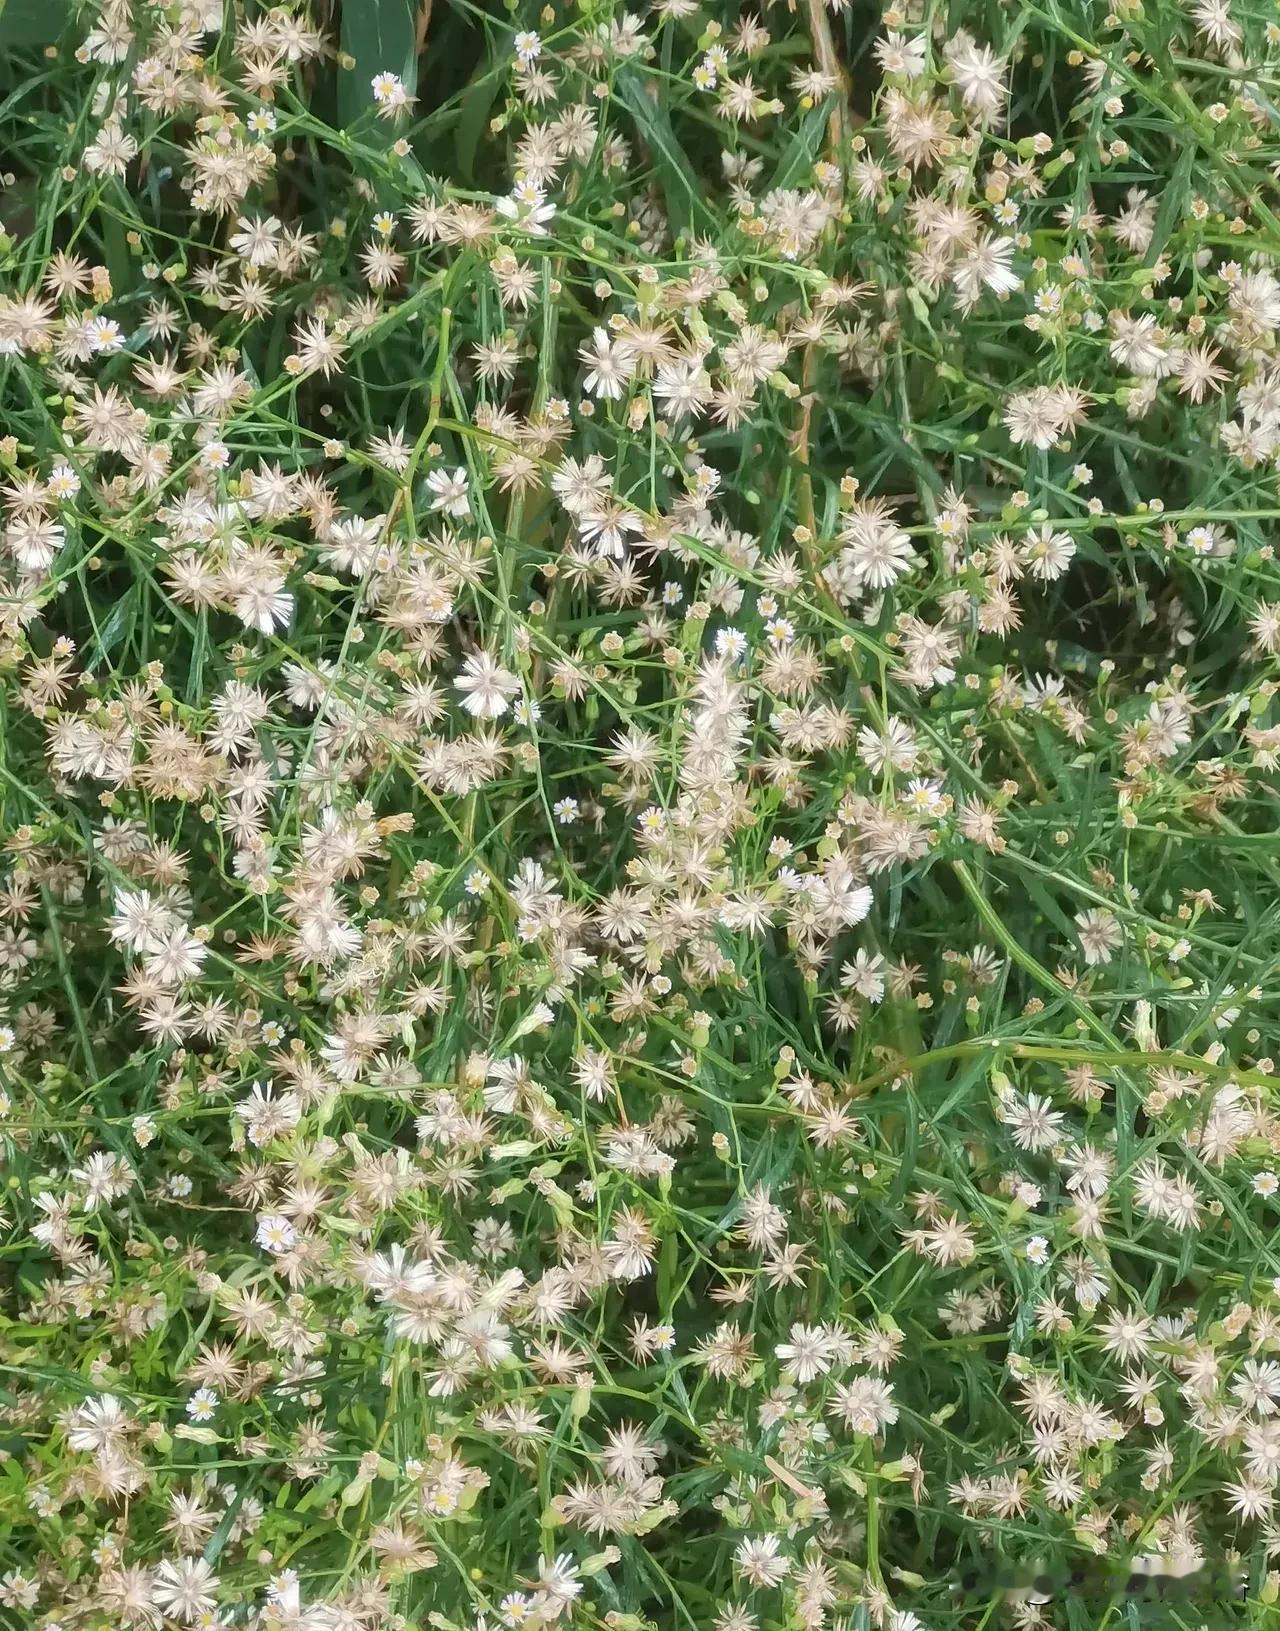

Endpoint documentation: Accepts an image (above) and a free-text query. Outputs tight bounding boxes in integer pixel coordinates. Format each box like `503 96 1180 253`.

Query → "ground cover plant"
7 0 1280 1626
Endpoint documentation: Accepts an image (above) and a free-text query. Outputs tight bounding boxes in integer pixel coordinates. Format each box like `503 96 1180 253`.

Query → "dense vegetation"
2 0 1280 1627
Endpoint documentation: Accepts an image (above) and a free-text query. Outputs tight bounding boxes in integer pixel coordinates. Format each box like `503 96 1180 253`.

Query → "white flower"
533 1553 582 1616
228 214 282 267
775 1323 838 1382
1075 909 1122 966
142 923 208 986
1023 524 1076 581
109 888 175 953
1231 269 1280 332
579 327 627 400
186 1387 219 1422
83 122 138 177
829 1374 899 1433
324 513 385 576
152 1559 219 1625
86 316 125 353
1004 385 1069 450
255 1213 296 1253
577 500 643 558
455 650 520 718
735 1533 791 1587
874 31 927 77
227 559 293 633
496 182 556 235
653 358 712 421
1001 1091 1066 1153
944 31 1007 118
65 1394 131 1453
857 716 918 773
371 71 406 105
952 234 1021 305
5 513 64 570
1109 312 1173 377
46 462 80 499
841 948 886 1002
839 507 917 589
426 466 471 517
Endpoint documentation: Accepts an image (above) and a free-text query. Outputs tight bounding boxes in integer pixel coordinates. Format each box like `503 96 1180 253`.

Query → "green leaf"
1144 142 1195 265
203 1488 246 1566
83 582 137 673
614 67 713 241
456 69 502 185
770 101 831 191
338 0 417 134
0 0 68 45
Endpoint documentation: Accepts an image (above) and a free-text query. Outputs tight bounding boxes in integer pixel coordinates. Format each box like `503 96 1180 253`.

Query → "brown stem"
805 0 849 151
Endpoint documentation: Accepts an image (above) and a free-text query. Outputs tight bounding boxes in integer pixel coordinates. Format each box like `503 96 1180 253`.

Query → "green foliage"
0 0 68 46
0 1 1278 1630
338 0 418 131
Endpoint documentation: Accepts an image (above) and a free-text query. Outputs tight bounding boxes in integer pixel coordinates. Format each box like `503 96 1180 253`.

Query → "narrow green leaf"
770 101 831 190
0 0 68 45
83 582 137 673
338 0 417 134
456 69 502 185
614 67 713 240
1145 142 1195 265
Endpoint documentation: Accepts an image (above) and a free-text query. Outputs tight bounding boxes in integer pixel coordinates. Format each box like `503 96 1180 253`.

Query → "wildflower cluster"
2 0 1280 1628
